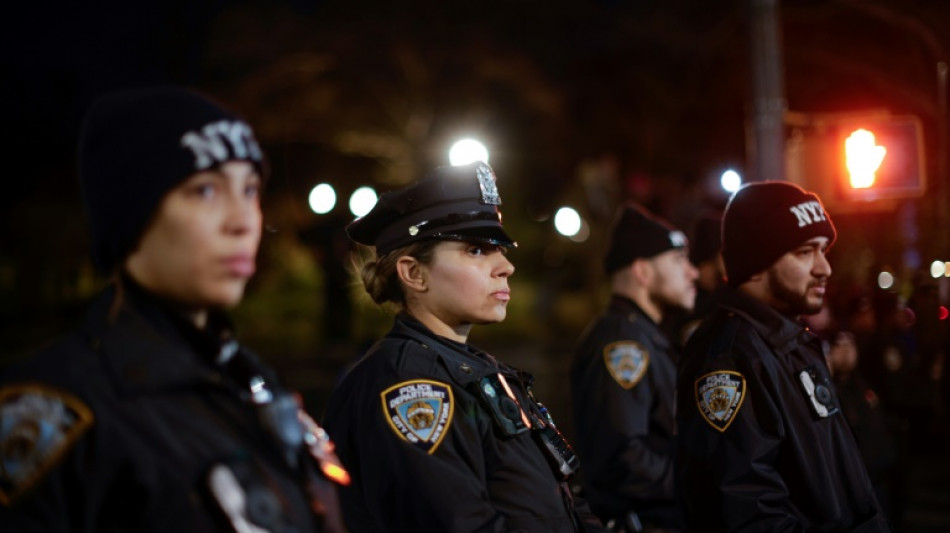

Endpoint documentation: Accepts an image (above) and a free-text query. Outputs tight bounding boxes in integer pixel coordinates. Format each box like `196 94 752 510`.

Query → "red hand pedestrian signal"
845 129 886 189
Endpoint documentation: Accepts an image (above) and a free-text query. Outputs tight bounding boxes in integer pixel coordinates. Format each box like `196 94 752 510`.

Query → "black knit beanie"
722 181 836 287
604 203 688 275
78 86 265 273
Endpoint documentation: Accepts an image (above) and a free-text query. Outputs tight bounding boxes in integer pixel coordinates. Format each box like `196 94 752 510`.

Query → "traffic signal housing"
786 112 926 212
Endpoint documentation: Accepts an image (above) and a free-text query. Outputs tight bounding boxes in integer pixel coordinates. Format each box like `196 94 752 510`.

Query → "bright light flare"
554 207 582 237
449 139 489 166
845 129 886 189
930 260 946 279
308 183 337 214
877 271 894 290
349 186 378 217
720 170 742 193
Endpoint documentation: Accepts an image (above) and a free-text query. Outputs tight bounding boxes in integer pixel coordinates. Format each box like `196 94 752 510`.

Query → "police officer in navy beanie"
78 86 266 274
571 203 696 531
0 87 348 532
675 181 892 532
721 181 836 288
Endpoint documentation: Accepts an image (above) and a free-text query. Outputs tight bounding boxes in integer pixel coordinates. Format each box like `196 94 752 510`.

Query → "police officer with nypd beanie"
323 162 607 532
0 87 347 532
570 204 696 532
675 181 891 532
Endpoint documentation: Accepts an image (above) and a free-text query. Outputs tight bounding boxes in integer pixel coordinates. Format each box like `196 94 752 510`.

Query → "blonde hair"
358 240 439 306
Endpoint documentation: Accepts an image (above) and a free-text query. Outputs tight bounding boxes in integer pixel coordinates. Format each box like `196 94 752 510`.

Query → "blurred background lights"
720 169 742 193
877 271 894 290
554 207 582 237
930 260 946 279
348 186 378 217
308 183 336 215
940 306 949 321
569 220 590 243
449 138 489 166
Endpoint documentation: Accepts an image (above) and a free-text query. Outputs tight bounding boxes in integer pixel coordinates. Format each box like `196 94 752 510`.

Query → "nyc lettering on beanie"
721 181 836 287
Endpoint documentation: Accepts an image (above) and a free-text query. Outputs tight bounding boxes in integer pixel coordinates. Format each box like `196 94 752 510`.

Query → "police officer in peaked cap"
0 87 347 532
323 161 608 532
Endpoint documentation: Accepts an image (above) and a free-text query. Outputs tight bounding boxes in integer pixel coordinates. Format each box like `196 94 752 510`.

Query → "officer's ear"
396 255 428 293
631 258 654 285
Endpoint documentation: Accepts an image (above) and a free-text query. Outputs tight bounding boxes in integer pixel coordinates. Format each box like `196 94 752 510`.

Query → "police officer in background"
0 87 346 532
570 204 697 532
324 162 607 532
675 181 891 532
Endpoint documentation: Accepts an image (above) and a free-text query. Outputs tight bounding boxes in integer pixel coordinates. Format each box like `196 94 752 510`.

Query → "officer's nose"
687 261 699 282
814 250 832 278
495 251 515 278
223 167 262 239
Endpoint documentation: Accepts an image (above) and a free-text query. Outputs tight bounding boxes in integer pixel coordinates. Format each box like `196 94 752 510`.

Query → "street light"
554 207 582 237
308 183 337 215
878 271 895 290
349 186 378 217
721 169 742 193
449 139 489 166
931 260 947 279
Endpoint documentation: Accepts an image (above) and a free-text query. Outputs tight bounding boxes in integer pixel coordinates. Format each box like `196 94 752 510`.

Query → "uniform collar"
717 286 816 356
608 294 671 351
391 313 512 385
80 280 233 395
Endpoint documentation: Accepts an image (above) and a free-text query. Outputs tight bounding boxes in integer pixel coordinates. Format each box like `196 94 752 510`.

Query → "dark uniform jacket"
0 282 343 533
323 313 606 532
570 295 682 528
675 287 891 532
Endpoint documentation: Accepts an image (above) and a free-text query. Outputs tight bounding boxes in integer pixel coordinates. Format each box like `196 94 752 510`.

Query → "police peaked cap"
604 203 688 274
79 86 265 273
346 162 517 254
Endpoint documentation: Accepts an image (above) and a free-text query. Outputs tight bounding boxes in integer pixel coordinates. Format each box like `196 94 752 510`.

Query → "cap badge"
408 225 420 236
669 230 687 247
475 164 502 206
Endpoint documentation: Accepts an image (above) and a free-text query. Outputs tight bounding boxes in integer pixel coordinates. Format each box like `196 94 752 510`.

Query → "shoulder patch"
0 383 94 506
380 380 454 454
695 371 746 432
603 341 650 389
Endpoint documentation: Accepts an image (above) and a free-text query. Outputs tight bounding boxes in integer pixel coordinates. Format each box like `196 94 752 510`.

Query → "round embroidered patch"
0 383 94 506
695 371 746 432
603 341 650 389
380 380 454 454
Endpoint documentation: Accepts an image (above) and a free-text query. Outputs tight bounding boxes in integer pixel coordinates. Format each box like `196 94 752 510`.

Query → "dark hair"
359 240 440 305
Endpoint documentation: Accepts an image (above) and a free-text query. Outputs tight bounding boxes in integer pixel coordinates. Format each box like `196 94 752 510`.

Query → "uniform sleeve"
326 369 511 532
0 455 87 532
571 332 671 514
676 334 808 533
0 383 96 533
